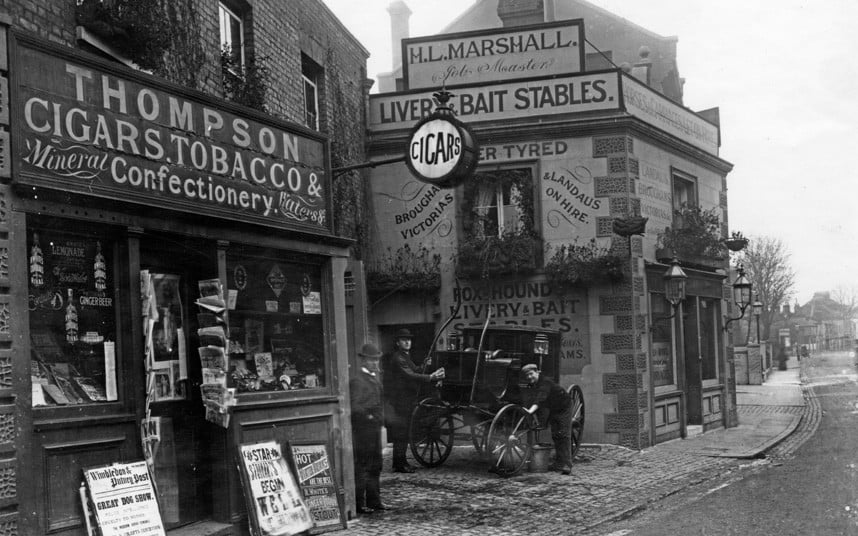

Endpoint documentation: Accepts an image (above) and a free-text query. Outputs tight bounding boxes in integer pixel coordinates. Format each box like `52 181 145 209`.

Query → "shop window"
219 2 245 74
649 293 676 388
302 54 322 130
672 171 697 213
28 229 118 407
226 253 326 393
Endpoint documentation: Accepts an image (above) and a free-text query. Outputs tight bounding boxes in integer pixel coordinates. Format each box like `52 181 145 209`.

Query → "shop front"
7 30 353 534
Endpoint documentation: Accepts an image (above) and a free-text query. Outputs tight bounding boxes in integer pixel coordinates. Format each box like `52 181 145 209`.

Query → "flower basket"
456 232 542 279
545 240 625 289
656 205 727 270
365 245 442 294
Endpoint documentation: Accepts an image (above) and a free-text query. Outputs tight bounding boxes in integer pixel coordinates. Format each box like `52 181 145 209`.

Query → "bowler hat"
394 328 413 340
521 364 539 374
358 343 383 359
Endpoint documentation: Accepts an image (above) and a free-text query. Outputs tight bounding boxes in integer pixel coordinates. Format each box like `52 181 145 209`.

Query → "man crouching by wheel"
521 364 573 475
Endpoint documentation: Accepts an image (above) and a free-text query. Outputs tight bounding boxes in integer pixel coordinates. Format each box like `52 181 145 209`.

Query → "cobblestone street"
339 358 817 536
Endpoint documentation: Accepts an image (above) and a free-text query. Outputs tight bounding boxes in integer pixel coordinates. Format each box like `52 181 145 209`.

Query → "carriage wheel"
567 385 585 460
409 398 455 467
486 404 538 477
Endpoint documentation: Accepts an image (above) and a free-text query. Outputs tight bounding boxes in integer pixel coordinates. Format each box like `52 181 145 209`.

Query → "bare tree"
735 236 796 340
831 285 858 338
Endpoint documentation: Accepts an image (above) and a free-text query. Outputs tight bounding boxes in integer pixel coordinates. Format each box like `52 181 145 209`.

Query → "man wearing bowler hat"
350 343 387 514
382 328 444 473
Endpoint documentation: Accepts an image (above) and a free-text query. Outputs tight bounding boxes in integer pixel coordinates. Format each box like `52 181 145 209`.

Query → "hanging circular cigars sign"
405 92 478 188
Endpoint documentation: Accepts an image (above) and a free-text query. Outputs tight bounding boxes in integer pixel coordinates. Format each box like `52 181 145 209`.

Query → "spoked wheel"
567 384 585 460
409 397 455 467
485 404 538 477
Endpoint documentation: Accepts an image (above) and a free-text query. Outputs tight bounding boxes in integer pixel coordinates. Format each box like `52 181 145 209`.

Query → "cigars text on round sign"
408 119 463 179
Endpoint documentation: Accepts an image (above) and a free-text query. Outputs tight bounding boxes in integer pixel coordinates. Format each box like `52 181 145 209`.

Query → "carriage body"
429 325 562 409
408 325 582 476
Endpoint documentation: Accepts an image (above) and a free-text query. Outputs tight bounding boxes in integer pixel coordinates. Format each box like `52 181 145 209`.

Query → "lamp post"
663 257 688 318
752 294 763 344
723 264 752 331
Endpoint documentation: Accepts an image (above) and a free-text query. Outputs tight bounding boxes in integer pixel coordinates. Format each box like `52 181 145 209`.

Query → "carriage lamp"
447 331 460 351
533 334 549 356
723 264 752 331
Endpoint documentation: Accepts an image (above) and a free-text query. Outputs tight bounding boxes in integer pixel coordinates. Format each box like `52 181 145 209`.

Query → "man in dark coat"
520 363 573 474
382 328 444 473
350 343 387 514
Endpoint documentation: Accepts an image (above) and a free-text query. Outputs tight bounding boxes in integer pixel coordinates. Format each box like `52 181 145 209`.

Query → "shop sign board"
402 20 585 90
621 74 720 156
369 71 621 132
82 460 166 536
238 441 314 536
10 33 331 234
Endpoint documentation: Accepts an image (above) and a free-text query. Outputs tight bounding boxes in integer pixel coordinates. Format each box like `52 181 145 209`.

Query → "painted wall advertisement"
443 278 590 375
403 20 584 90
12 37 330 233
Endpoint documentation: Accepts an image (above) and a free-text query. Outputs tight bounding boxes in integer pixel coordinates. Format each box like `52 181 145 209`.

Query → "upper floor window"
473 181 522 239
672 171 697 213
219 2 244 73
302 55 322 131
466 168 534 239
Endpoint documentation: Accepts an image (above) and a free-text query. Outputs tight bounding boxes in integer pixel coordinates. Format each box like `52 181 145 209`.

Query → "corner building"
366 0 737 450
0 1 371 533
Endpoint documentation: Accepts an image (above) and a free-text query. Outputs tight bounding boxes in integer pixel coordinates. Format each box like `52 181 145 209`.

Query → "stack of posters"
196 279 235 428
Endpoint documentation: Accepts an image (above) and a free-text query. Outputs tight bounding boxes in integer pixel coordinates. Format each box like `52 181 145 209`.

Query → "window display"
226 254 325 393
28 229 118 407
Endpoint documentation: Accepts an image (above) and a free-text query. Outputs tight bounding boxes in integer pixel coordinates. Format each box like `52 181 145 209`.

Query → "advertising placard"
83 460 166 536
287 442 346 533
238 441 314 536
11 33 331 234
403 20 584 90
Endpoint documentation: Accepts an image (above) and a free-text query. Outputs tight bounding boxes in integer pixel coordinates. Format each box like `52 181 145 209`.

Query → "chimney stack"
387 1 412 70
497 0 545 27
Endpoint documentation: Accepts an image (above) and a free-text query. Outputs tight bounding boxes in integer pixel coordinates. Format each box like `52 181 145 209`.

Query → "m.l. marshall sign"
10 33 331 234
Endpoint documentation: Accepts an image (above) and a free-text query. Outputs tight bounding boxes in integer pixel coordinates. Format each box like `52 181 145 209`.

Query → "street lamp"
651 257 688 326
723 264 752 331
752 294 763 343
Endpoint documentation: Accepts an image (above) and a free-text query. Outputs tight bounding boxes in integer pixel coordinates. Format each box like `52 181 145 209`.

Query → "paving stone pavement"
339 357 817 536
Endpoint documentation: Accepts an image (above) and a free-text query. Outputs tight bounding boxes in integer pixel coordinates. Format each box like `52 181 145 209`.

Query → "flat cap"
521 364 539 373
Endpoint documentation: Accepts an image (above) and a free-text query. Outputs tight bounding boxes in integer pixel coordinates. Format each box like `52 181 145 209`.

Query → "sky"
323 0 858 305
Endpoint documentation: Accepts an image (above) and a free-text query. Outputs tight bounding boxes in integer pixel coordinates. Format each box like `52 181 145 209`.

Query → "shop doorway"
682 300 702 425
140 238 219 529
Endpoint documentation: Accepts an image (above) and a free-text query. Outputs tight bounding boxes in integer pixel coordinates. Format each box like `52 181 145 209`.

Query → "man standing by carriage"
520 363 574 475
382 328 445 473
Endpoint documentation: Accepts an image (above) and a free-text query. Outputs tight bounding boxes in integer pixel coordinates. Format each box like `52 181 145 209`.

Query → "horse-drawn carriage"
408 324 585 476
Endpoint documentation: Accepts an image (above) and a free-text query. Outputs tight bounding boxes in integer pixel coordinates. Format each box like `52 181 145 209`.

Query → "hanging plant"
657 204 727 261
456 230 541 279
366 244 442 293
544 239 625 290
